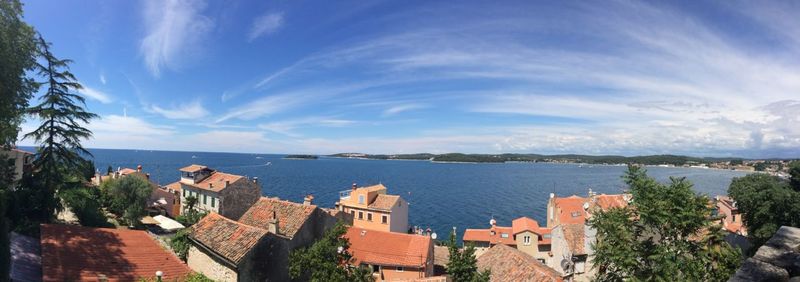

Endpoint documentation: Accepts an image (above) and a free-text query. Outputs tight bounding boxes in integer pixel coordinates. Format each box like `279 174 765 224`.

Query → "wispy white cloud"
382 103 428 117
248 12 284 41
140 0 213 77
79 86 113 104
148 100 209 119
99 73 106 85
216 92 318 123
258 116 357 137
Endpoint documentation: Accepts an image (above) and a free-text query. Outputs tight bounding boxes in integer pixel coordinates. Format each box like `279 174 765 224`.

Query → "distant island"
284 154 319 160
331 152 741 166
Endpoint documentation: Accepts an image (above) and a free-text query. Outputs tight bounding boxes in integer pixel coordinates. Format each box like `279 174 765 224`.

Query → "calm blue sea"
74 148 750 237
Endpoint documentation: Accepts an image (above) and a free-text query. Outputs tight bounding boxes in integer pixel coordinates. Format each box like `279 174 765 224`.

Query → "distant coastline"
284 154 319 160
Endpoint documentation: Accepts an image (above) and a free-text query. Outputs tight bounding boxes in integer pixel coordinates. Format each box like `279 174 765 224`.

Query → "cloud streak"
248 12 284 41
79 86 113 104
148 100 209 119
140 0 213 77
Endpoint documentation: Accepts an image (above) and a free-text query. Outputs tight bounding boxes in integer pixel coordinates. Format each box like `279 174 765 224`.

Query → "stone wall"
219 179 261 220
728 226 800 282
187 246 237 282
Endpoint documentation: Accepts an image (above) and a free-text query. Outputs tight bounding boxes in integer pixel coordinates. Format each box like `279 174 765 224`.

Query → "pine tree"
22 35 98 223
0 0 39 147
289 222 372 282
446 230 490 282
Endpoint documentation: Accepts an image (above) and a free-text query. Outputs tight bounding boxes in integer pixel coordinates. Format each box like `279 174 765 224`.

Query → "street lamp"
155 271 163 282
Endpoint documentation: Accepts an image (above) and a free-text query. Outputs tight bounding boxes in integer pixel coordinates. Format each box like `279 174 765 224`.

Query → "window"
203 194 207 205
358 195 365 204
367 213 373 221
537 259 545 264
571 211 580 218
382 215 388 224
358 211 364 219
183 189 186 197
543 234 552 239
351 210 355 217
732 214 736 222
500 233 509 238
211 197 215 208
371 265 379 273
396 267 404 272
523 235 531 245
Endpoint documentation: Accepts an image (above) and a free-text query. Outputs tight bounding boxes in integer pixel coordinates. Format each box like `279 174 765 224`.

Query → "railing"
339 190 352 199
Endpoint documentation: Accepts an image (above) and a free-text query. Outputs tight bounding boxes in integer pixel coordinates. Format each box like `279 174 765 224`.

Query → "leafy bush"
170 228 192 261
60 188 112 228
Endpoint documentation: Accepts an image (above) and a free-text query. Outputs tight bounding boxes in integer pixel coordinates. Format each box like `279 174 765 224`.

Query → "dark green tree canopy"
107 175 152 225
589 165 741 281
728 173 800 249
446 230 490 282
0 0 39 147
289 222 372 282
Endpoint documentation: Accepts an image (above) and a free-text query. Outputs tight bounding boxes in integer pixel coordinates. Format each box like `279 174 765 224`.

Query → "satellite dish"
431 232 438 240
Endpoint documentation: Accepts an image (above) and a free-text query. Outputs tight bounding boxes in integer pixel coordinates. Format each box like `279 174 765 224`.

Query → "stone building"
715 195 747 235
728 226 800 281
188 213 270 282
336 183 409 233
186 196 342 281
463 217 553 264
178 164 261 220
0 147 32 182
345 226 435 281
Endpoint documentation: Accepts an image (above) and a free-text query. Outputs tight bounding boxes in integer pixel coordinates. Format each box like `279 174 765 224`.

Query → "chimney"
146 173 150 180
425 227 432 236
209 183 213 188
253 177 259 184
588 188 593 198
549 193 555 199
225 180 230 188
137 165 142 173
352 183 358 190
267 210 278 234
303 194 314 206
98 274 108 282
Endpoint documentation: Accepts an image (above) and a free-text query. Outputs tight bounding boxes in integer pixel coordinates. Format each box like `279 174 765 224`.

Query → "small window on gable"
358 195 365 204
523 235 531 245
571 211 580 217
501 233 509 238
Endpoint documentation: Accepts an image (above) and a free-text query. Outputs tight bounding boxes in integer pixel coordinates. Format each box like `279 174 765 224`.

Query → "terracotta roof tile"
591 194 628 211
368 194 400 211
560 224 585 255
237 197 316 239
164 181 182 192
189 171 244 192
477 244 563 282
118 168 137 175
463 226 516 246
179 164 208 172
554 195 588 225
346 227 432 268
190 213 267 265
512 217 541 235
40 224 191 282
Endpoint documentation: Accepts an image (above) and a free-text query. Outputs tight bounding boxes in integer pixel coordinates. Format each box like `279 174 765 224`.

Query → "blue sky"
17 0 800 158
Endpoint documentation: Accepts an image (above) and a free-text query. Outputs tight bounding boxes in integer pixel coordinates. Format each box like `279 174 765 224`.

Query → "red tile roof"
164 181 182 193
189 171 244 192
369 194 401 211
463 226 516 246
591 194 628 211
179 164 208 172
40 224 191 282
237 197 316 239
190 213 268 265
559 224 586 255
511 217 541 235
554 195 588 225
118 168 137 176
346 227 432 268
477 244 563 282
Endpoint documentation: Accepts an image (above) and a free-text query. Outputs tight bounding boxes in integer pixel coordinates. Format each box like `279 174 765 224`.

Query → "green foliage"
175 210 206 227
0 0 39 147
789 161 800 191
137 272 214 282
170 228 192 261
289 222 372 282
22 35 97 224
588 165 741 281
728 173 800 249
332 152 736 165
107 175 152 225
60 187 112 228
446 230 490 282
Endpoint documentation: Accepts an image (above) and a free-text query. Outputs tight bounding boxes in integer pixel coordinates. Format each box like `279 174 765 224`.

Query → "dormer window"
571 211 581 217
501 233 509 238
358 195 365 204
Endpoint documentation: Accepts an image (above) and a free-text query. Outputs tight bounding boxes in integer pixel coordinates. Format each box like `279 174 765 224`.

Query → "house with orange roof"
336 183 409 233
40 224 192 281
178 164 261 220
477 244 563 282
715 195 747 236
544 190 630 281
188 213 270 282
463 217 553 264
90 165 182 218
345 226 435 281
187 196 342 281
